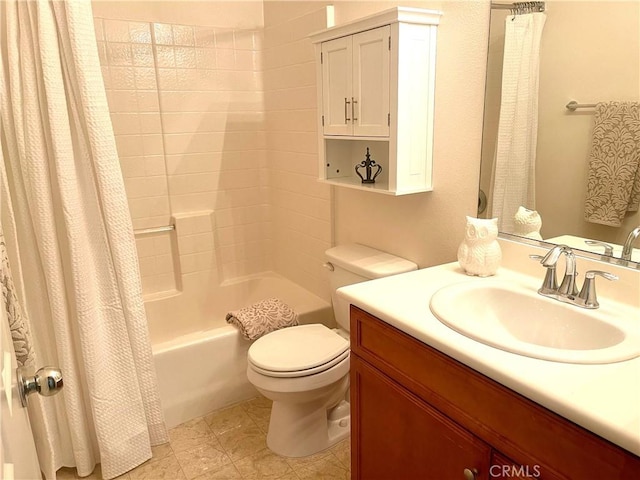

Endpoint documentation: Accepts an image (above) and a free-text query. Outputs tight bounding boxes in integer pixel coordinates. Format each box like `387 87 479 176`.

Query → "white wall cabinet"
321 26 390 137
311 7 441 195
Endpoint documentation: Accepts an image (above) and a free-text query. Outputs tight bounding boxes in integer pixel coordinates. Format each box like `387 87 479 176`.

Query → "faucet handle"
585 270 618 281
529 254 558 293
577 270 619 309
584 240 614 256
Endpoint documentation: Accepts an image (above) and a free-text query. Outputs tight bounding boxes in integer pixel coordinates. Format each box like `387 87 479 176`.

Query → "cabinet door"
321 36 353 136
352 26 390 137
351 354 491 480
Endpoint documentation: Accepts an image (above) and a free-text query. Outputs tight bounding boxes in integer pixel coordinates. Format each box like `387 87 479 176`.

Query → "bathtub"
147 272 333 428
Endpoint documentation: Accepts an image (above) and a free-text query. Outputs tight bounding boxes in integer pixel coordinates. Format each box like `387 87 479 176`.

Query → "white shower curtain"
490 11 546 232
0 1 168 478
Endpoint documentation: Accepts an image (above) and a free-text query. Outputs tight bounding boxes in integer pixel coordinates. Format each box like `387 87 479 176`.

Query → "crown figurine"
355 147 382 184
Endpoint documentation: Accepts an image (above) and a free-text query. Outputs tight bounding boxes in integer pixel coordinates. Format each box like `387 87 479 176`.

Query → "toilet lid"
248 324 349 373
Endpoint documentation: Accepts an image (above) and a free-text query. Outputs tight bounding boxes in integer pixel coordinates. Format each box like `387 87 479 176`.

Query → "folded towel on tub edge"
226 297 298 341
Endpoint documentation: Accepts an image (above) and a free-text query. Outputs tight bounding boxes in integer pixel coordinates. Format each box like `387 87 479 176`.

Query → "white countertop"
337 261 640 456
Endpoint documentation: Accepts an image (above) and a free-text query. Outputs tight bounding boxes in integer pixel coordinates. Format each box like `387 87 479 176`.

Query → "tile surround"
95 2 340 301
263 6 333 301
95 13 271 295
58 396 350 479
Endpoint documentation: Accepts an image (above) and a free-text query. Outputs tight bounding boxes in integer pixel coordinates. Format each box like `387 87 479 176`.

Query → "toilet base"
266 399 350 458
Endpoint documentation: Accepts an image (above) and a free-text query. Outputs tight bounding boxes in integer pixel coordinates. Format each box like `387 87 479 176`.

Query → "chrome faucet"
533 245 618 309
621 226 640 261
540 245 578 297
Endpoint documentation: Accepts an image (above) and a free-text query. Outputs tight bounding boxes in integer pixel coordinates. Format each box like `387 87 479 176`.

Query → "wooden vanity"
350 305 640 479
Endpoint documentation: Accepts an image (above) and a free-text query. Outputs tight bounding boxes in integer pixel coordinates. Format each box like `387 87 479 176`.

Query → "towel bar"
133 224 175 236
566 101 597 111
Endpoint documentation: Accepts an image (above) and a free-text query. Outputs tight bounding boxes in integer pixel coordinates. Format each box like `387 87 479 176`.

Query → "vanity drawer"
350 305 640 479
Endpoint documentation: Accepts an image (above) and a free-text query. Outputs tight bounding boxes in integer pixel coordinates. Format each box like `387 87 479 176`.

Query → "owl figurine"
513 206 543 240
457 216 501 277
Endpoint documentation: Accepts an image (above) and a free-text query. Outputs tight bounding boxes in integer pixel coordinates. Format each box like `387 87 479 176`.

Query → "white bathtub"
148 273 333 427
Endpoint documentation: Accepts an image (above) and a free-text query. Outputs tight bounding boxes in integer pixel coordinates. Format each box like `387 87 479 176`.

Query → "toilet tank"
325 244 418 331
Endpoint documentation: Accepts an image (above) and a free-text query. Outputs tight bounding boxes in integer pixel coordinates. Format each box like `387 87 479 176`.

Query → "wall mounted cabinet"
310 7 441 195
321 26 390 137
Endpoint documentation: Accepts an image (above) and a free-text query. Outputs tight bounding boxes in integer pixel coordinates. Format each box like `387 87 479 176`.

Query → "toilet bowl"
247 324 350 457
246 244 417 457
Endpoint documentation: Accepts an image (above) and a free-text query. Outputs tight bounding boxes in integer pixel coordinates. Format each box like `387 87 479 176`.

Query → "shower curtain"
490 11 546 232
0 1 168 478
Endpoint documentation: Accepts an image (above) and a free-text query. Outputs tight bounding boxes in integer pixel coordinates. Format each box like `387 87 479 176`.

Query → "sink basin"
429 281 640 364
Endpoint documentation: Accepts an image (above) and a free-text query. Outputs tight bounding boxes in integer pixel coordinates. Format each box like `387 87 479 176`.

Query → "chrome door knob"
17 366 63 406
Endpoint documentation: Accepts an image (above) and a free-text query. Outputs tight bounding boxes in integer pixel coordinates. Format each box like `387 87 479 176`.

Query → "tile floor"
57 396 351 480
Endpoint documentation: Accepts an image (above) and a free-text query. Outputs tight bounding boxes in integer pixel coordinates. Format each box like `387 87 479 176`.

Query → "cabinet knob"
463 468 478 480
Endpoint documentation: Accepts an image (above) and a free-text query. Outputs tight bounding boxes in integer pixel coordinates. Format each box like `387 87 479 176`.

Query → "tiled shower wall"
263 5 332 297
94 15 269 295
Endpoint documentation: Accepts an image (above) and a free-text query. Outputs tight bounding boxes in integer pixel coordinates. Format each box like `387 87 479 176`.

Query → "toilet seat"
248 324 349 378
249 349 349 378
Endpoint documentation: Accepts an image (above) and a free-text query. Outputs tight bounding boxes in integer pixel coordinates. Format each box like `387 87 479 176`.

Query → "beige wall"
481 1 640 246
263 1 490 284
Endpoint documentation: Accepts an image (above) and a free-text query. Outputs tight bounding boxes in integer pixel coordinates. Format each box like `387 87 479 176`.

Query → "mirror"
479 0 640 267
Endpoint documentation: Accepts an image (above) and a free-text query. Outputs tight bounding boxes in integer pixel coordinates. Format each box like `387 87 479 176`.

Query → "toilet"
246 244 417 457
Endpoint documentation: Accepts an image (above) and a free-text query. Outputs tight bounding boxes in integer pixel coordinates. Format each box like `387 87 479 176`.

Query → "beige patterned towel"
1 228 34 367
226 298 298 341
584 102 640 226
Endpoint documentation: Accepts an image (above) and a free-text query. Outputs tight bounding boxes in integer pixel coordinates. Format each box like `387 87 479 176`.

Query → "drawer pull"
463 468 478 480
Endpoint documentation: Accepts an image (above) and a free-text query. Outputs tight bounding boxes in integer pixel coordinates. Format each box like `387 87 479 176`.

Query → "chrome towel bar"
566 100 597 111
133 224 175 236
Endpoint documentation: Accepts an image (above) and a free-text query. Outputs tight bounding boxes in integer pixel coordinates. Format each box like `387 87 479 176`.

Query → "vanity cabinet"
350 305 640 479
310 7 441 195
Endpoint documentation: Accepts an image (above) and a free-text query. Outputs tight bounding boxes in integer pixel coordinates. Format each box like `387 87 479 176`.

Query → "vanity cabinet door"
351 353 492 480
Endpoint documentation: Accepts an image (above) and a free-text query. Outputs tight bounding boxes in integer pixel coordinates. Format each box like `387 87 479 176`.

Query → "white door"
321 35 353 136
352 26 390 137
1 292 41 479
